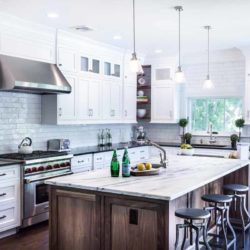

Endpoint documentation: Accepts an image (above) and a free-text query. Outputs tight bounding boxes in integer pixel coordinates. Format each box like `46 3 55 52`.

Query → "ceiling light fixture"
129 0 143 74
47 12 59 19
203 25 214 89
155 49 163 54
113 35 122 40
174 6 185 84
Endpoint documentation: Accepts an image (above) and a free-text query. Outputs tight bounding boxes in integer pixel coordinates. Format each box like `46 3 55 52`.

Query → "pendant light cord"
133 0 136 54
207 26 210 76
178 8 181 68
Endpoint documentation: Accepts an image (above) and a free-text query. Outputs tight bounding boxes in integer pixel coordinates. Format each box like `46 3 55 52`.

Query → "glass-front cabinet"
79 53 101 77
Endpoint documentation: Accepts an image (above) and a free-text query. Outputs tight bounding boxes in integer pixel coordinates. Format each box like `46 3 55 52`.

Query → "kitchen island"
46 155 250 250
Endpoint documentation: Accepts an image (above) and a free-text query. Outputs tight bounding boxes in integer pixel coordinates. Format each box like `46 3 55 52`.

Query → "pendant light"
203 26 214 89
129 0 143 74
174 6 185 83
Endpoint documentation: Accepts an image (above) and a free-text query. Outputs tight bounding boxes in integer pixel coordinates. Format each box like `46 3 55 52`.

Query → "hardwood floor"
0 221 249 250
0 222 49 250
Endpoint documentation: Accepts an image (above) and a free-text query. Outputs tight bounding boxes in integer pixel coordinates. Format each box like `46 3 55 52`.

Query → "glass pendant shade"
130 53 143 74
174 66 186 83
203 75 214 89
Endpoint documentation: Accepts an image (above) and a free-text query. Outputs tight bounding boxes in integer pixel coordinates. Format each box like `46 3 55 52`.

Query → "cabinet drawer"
0 183 17 204
0 204 19 231
0 165 20 181
72 154 92 167
94 153 105 164
72 165 92 174
138 147 149 161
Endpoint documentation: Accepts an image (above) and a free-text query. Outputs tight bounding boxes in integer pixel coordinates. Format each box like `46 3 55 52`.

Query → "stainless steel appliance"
0 54 71 94
47 139 71 152
0 150 73 227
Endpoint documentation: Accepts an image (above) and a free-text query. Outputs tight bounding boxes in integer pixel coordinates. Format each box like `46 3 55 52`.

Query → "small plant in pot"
179 118 189 144
184 133 192 145
230 134 239 150
235 118 245 142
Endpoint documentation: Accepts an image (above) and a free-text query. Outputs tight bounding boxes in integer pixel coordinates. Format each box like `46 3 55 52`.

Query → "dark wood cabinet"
49 188 101 250
104 197 166 250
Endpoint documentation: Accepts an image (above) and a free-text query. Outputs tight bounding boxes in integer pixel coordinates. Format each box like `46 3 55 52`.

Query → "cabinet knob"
59 63 62 67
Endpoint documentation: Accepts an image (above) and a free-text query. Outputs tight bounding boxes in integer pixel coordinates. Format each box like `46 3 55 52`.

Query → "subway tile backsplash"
0 92 132 154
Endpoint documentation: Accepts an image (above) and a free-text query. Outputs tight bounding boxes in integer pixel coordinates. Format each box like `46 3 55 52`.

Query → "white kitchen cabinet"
151 84 180 123
102 79 122 121
0 165 21 234
57 47 77 73
78 78 102 121
123 84 137 123
71 154 93 173
79 52 101 78
42 74 78 125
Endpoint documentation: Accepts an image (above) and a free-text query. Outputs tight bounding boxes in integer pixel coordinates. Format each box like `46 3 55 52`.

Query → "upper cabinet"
0 15 55 63
123 84 136 123
57 47 77 73
151 83 180 123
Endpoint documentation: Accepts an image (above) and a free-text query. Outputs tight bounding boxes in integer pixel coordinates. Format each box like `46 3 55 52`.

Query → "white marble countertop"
45 155 250 201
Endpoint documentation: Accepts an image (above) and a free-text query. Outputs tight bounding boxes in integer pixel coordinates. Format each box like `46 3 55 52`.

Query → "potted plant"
179 118 189 143
235 118 245 142
184 133 192 145
230 134 239 149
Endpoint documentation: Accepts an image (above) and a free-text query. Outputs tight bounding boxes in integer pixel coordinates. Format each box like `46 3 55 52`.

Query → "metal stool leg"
175 224 180 250
226 204 236 250
190 224 199 250
239 196 246 248
181 224 187 250
202 224 211 250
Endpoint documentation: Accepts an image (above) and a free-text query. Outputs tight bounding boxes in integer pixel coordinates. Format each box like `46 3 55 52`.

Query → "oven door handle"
24 172 73 184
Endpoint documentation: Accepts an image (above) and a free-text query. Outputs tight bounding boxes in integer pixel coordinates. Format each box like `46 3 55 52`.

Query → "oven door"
24 179 50 219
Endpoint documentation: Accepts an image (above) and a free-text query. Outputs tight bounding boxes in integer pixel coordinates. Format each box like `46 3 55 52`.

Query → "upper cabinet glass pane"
114 64 120 77
104 62 111 75
92 59 100 74
81 57 89 72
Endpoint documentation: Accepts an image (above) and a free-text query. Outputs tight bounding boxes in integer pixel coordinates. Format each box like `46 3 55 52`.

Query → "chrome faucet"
145 139 168 168
207 123 216 144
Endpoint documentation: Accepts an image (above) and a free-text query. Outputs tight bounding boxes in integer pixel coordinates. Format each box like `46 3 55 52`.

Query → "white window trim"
187 96 242 136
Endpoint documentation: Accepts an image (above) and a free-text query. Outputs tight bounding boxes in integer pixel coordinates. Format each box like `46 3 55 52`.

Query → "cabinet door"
57 47 77 73
110 80 122 119
50 189 100 250
151 85 174 122
89 80 101 120
123 84 136 122
105 197 165 250
78 78 90 120
58 75 77 122
102 80 112 120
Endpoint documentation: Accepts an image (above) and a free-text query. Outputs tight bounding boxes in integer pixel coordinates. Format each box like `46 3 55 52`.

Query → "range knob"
46 165 52 170
31 167 37 172
38 166 45 171
53 164 60 169
25 168 32 174
60 163 66 168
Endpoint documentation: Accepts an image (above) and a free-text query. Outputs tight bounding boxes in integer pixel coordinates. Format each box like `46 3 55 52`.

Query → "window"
190 97 243 132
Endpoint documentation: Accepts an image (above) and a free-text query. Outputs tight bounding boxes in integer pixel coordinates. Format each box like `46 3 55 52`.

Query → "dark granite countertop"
71 141 234 156
0 160 21 167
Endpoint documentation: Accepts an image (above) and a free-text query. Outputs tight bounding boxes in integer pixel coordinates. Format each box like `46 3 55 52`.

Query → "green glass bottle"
122 147 131 177
110 149 120 177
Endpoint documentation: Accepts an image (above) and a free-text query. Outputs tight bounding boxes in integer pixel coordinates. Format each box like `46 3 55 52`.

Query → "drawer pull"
0 173 6 177
0 215 6 220
0 193 6 197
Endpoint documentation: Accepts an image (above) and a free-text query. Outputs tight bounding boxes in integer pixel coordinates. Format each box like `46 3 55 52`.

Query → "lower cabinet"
50 189 101 250
49 188 166 250
104 197 165 250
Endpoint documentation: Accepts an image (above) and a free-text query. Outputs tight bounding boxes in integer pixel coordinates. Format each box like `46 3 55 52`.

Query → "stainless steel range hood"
0 54 71 94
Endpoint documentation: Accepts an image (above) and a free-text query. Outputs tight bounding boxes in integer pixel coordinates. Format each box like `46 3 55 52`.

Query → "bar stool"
202 194 236 250
224 184 250 248
175 208 211 250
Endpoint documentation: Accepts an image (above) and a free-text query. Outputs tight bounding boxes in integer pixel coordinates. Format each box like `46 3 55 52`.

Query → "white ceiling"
1 0 250 57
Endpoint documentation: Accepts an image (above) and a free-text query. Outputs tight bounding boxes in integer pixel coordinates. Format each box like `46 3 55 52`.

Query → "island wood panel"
49 188 101 250
104 197 167 250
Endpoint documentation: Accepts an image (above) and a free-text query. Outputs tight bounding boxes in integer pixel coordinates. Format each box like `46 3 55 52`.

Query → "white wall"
0 92 132 154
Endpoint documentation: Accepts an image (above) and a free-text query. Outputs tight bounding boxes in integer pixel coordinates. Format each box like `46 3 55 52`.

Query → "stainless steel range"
0 150 73 227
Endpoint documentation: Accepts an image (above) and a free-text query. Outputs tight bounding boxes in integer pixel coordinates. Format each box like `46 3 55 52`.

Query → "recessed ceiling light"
47 12 59 18
113 35 122 40
155 49 163 54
